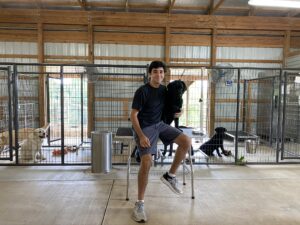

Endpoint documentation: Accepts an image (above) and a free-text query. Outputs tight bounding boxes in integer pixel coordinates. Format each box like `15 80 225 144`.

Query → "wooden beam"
94 56 162 62
287 10 300 17
1 9 300 31
37 22 46 127
95 117 130 122
169 75 208 81
165 26 171 82
209 28 217 136
87 22 94 137
210 29 217 66
0 54 37 59
169 63 210 67
283 30 291 67
77 0 87 10
215 118 256 123
168 0 176 14
125 0 129 12
207 0 214 15
210 0 225 15
88 23 94 62
94 77 143 82
248 6 255 16
95 97 132 102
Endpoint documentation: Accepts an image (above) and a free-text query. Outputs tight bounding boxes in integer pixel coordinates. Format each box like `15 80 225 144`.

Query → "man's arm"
130 109 151 148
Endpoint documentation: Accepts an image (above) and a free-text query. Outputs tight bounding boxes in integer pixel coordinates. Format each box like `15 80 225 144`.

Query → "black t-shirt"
132 83 167 128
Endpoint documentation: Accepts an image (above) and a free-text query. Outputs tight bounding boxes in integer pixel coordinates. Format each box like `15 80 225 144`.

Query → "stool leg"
182 160 186 185
126 142 132 201
189 146 195 199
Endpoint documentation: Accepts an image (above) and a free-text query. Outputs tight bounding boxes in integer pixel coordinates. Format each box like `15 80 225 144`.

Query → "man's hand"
139 135 151 148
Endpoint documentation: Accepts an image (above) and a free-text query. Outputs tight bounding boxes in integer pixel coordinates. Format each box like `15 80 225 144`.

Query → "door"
281 72 300 160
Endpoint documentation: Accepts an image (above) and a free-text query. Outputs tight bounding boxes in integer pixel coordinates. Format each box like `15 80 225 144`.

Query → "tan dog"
19 128 46 162
0 128 34 151
1 125 49 161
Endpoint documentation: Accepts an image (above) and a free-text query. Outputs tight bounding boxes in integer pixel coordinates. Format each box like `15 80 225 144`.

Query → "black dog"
163 80 187 126
199 127 231 157
162 80 187 157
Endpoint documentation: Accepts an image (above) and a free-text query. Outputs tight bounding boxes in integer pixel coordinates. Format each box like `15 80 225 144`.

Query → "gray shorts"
133 121 182 157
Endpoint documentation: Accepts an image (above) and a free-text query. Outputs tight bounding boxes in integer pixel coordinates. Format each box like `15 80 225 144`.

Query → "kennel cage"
0 63 147 165
0 63 300 166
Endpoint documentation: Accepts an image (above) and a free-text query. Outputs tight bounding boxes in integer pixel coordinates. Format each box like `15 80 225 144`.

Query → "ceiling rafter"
77 0 87 10
125 0 129 12
168 0 176 14
248 6 255 16
287 10 300 17
210 0 225 15
34 0 41 9
207 0 214 15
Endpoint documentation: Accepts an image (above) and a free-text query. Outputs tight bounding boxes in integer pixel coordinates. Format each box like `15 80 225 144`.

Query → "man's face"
150 67 165 85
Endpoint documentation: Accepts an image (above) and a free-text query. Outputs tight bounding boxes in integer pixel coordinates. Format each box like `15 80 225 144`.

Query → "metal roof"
0 0 299 17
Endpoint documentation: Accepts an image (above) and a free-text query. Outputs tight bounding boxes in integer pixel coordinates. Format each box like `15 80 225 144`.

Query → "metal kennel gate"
0 63 147 165
0 66 13 161
281 72 300 160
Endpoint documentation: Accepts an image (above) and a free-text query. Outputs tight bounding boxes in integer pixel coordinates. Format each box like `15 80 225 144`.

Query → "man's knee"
140 154 152 168
175 134 191 150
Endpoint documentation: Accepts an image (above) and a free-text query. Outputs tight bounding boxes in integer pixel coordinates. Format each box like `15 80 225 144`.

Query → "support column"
209 28 217 136
165 25 171 83
87 22 95 136
38 22 46 127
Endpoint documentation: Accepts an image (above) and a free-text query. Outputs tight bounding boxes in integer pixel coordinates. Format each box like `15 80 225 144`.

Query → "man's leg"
160 133 191 194
138 154 152 200
169 133 191 174
132 153 152 223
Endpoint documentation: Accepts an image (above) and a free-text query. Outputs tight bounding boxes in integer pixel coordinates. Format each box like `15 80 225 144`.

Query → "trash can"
245 140 257 154
91 131 112 173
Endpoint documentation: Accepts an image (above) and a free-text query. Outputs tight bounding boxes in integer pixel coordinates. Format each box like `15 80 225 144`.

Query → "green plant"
236 156 247 166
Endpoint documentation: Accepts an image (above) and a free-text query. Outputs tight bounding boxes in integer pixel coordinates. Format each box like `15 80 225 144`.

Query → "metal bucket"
245 140 257 154
91 131 112 173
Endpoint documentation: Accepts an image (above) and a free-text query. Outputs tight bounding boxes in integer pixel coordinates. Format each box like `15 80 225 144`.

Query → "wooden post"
165 25 171 83
38 22 46 127
283 30 291 67
87 22 95 136
209 28 217 136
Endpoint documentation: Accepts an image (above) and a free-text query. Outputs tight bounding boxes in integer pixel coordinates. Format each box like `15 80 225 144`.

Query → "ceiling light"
249 0 300 9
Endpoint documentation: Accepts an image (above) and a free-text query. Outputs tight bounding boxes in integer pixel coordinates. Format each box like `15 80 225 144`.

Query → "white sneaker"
132 201 147 223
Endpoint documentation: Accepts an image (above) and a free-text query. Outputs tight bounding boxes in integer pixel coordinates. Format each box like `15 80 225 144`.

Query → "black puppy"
162 80 187 156
199 127 231 157
163 80 187 126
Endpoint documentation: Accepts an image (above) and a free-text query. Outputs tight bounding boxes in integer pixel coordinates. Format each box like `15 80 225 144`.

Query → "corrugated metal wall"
45 43 88 57
0 42 39 130
287 54 300 68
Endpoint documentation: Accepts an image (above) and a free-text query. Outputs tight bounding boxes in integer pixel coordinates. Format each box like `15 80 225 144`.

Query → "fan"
85 66 98 83
210 63 234 84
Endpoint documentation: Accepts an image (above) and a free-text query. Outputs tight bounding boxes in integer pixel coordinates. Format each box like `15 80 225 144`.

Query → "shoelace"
136 203 144 213
169 176 178 187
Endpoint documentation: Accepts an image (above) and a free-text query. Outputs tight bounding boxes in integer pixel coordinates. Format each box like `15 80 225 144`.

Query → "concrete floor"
0 164 299 225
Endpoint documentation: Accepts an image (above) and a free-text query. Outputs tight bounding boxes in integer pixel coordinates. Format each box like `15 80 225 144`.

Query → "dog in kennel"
199 127 232 157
